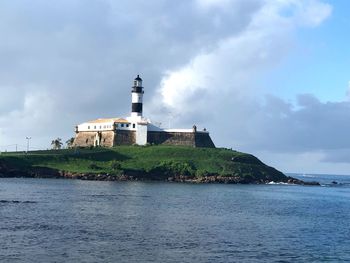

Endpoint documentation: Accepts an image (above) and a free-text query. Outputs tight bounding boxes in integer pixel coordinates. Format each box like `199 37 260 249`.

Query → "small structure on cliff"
73 75 215 148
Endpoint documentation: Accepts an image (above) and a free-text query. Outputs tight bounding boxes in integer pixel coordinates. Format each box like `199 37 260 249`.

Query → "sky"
0 0 350 175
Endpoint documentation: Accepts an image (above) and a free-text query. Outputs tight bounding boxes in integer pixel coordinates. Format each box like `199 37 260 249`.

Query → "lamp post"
26 137 31 154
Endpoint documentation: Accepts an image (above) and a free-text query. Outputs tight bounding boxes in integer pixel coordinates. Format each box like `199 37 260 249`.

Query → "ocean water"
0 175 350 262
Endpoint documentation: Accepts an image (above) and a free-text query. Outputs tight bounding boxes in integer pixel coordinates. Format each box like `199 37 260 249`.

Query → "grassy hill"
0 145 302 184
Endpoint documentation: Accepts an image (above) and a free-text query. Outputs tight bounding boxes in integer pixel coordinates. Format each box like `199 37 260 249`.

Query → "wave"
320 182 350 188
267 181 291 185
299 174 315 178
87 194 151 198
0 200 37 204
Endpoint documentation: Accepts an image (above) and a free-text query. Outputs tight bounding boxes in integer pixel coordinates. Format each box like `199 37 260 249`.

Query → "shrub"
88 163 100 170
112 169 124 176
195 169 209 177
110 160 121 170
109 160 124 176
149 161 195 176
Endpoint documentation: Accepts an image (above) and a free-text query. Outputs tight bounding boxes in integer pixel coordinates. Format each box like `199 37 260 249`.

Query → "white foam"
267 181 290 185
300 174 315 178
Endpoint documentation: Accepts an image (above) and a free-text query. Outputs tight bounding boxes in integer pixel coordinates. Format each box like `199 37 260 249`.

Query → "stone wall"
147 131 195 146
114 130 136 145
73 130 215 148
100 131 116 147
147 131 215 148
194 132 215 148
73 131 115 147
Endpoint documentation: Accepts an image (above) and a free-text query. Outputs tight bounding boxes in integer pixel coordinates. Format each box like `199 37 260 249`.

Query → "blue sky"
265 1 350 103
0 0 350 175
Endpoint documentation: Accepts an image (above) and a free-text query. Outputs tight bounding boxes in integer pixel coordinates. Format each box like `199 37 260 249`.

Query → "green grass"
0 145 284 180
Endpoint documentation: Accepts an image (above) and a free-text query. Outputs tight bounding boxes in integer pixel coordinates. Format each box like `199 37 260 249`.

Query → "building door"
94 132 102 147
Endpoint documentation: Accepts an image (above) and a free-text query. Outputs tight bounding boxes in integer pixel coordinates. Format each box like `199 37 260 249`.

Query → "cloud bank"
1 0 348 174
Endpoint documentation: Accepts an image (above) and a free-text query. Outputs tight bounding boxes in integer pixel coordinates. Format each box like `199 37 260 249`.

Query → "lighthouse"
131 75 144 119
73 74 215 148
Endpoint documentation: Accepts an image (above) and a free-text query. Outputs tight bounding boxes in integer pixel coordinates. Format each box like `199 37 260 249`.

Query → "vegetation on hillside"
0 146 287 182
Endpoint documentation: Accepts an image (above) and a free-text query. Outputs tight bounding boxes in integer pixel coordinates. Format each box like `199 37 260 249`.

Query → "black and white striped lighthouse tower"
131 75 144 118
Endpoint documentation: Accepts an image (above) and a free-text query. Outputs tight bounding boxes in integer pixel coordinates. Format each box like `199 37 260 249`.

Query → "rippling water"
1 175 350 262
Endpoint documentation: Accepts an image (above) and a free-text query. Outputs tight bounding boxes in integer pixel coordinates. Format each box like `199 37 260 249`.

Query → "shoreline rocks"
0 159 319 185
0 165 320 185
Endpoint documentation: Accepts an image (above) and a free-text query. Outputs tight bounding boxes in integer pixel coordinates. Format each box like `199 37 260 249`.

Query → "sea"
0 174 350 262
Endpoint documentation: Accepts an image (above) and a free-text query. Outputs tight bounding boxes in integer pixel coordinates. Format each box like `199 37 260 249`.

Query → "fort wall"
147 131 215 148
115 130 136 145
73 131 115 147
74 130 214 148
194 132 216 148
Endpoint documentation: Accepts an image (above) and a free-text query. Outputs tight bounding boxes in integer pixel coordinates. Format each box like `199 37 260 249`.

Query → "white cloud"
347 81 350 99
157 0 332 120
195 0 240 10
158 0 332 113
0 88 56 150
294 0 332 27
150 0 345 173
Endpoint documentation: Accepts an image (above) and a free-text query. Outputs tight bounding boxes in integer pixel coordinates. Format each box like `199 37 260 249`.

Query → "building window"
94 126 96 129
133 123 136 128
121 124 124 127
126 124 129 128
86 139 88 143
88 126 90 129
100 126 102 129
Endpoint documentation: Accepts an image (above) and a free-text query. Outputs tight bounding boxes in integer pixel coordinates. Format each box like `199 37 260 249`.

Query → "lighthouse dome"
134 75 142 81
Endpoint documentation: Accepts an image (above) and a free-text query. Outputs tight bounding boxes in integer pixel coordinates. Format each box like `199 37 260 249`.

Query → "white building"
73 75 215 148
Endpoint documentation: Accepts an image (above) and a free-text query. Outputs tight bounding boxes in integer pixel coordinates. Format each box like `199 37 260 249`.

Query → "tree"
66 137 75 148
51 138 63 150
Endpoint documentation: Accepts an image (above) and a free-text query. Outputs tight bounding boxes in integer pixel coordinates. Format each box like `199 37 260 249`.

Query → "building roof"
86 118 129 124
